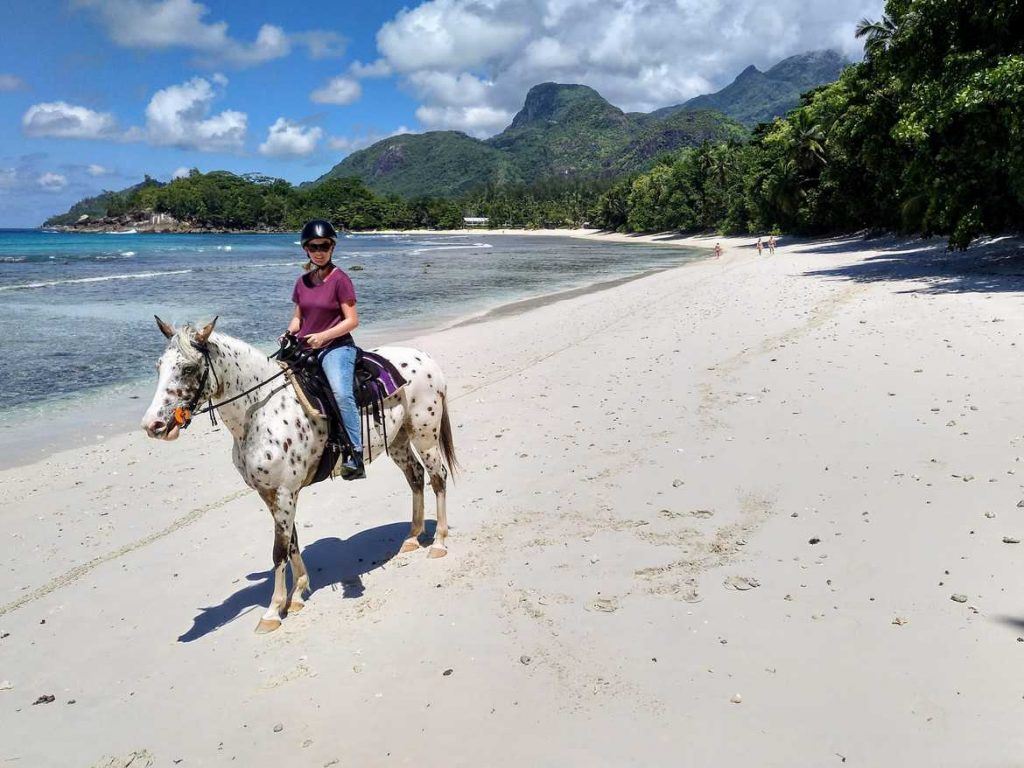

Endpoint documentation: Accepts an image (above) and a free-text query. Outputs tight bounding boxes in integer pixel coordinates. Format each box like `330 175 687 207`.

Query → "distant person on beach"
768 235 777 255
714 242 722 259
756 237 763 256
284 219 364 479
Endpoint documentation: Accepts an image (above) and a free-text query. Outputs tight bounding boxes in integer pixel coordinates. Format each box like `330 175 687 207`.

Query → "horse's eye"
182 365 199 377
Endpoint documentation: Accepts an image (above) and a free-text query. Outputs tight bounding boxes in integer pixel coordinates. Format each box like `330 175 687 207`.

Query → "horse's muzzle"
143 420 181 441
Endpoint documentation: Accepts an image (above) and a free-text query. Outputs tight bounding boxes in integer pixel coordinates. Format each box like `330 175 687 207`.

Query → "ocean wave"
408 242 494 255
0 269 193 292
103 229 137 235
0 256 26 263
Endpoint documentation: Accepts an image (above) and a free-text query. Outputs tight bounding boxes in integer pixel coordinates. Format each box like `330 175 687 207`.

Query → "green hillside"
312 131 521 197
320 50 844 197
660 50 850 126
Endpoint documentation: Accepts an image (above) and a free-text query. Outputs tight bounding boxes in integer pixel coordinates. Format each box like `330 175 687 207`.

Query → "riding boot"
341 455 365 481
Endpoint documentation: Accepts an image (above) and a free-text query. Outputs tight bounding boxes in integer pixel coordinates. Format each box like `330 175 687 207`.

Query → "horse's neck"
207 333 283 440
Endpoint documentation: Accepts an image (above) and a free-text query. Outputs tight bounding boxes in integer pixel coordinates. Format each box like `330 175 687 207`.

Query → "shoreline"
0 232 705 470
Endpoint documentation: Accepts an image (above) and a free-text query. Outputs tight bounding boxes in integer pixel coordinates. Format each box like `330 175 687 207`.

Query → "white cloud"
172 166 192 179
327 126 411 155
37 172 68 191
73 0 343 67
259 118 323 157
0 74 26 91
348 59 392 78
369 0 882 136
144 76 247 152
22 102 120 139
310 76 362 106
87 163 112 176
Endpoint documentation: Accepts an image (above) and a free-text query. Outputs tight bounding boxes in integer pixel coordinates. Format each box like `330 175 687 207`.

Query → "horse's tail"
439 392 458 478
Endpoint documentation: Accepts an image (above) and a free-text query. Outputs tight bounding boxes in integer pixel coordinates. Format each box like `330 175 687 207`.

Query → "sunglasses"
305 241 333 253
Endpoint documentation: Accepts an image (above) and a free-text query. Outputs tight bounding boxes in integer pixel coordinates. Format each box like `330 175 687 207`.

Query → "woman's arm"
286 304 301 334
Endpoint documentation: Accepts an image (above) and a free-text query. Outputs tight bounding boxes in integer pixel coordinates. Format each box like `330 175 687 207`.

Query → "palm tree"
855 15 897 59
789 110 827 172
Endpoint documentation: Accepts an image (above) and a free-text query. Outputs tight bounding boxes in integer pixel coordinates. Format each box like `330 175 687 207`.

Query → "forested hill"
315 50 844 197
651 50 850 126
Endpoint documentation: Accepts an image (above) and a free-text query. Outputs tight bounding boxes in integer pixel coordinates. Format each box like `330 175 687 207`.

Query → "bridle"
170 340 287 432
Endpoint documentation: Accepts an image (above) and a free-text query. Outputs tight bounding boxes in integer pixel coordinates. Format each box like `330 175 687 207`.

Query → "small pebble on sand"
950 594 968 603
730 693 742 704
1002 536 1021 544
273 723 284 733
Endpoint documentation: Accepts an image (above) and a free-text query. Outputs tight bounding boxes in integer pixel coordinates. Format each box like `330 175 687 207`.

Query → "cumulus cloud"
367 0 882 136
311 76 362 106
73 0 344 67
144 76 247 151
172 166 192 179
22 102 120 139
37 172 68 191
259 118 323 157
0 74 26 91
327 126 412 155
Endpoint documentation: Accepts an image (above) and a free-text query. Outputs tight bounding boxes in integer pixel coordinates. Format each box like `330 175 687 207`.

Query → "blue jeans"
320 345 362 458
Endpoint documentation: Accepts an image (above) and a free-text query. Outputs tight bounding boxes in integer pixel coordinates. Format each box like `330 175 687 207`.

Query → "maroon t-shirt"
291 267 357 349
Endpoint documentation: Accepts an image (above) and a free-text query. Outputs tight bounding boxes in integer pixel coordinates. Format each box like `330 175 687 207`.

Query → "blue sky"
0 0 882 226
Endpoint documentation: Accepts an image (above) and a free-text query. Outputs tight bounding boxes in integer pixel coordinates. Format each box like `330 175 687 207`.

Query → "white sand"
3 232 1024 766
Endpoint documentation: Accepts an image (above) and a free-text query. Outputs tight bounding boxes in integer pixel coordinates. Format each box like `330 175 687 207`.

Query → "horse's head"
141 316 218 440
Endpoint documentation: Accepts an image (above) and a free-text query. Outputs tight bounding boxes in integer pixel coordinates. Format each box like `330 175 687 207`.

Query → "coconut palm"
855 15 897 59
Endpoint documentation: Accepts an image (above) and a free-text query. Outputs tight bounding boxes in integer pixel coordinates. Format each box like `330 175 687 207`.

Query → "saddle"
273 333 407 484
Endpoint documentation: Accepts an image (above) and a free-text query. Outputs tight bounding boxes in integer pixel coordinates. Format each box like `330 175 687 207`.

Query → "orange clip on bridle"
173 406 192 426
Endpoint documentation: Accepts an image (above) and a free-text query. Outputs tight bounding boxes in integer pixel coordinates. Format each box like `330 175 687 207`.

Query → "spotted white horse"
141 317 456 633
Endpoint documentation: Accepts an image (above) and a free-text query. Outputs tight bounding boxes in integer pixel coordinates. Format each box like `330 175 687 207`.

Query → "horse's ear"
195 316 219 345
155 315 175 339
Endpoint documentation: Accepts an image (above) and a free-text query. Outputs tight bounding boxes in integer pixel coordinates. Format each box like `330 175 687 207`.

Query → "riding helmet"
300 219 338 245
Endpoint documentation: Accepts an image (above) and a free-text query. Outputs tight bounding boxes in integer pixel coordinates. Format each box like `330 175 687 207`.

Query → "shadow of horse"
178 520 435 642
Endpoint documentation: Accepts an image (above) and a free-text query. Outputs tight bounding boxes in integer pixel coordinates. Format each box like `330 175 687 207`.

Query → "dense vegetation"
598 0 1024 248
43 168 606 231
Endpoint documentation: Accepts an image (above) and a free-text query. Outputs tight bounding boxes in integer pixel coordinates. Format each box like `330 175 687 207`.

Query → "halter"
171 340 286 431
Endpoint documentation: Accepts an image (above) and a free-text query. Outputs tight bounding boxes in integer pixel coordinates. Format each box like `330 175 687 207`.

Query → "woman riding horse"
285 220 364 479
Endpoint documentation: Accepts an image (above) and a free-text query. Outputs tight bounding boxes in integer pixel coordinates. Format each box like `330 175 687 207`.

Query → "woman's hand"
304 331 330 349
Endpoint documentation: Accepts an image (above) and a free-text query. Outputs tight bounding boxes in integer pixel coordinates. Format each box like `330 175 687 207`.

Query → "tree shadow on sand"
177 520 436 642
799 234 1024 295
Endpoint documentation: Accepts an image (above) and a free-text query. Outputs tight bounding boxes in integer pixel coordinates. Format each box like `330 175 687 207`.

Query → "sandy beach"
3 231 1024 767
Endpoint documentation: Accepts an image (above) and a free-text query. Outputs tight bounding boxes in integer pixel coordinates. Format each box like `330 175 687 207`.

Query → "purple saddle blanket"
354 348 406 407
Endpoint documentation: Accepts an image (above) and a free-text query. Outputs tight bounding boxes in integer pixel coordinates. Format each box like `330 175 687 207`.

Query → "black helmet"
300 219 337 245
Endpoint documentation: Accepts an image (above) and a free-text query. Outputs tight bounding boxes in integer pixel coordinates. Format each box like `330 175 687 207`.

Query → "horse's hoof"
427 546 448 559
287 600 305 614
400 538 421 554
255 618 282 634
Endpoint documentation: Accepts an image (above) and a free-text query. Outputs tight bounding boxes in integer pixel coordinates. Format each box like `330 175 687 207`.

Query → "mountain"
314 131 522 197
319 50 844 197
652 50 850 126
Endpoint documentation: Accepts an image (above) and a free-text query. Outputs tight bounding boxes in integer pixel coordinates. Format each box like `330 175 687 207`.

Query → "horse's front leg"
256 487 296 634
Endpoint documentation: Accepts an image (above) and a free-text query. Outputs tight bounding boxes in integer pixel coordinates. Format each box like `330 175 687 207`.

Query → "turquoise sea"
0 229 701 462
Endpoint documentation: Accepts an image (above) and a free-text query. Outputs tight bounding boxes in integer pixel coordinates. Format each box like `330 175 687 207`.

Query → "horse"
140 317 456 633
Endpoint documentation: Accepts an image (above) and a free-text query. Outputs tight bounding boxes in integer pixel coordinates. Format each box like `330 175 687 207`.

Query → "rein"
171 342 287 431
